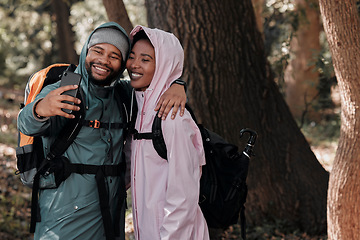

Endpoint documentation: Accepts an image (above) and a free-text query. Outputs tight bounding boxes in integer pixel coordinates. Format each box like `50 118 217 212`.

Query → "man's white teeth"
95 66 107 72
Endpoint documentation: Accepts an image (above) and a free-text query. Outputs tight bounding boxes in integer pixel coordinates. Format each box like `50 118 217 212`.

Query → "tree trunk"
319 1 360 239
50 0 78 64
284 0 321 122
251 0 264 33
145 0 328 235
102 0 133 34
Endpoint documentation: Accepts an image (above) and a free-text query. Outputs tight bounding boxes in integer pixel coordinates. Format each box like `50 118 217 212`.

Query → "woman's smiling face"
126 39 156 91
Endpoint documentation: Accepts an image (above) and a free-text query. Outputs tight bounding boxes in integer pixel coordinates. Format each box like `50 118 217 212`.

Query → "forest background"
0 0 359 239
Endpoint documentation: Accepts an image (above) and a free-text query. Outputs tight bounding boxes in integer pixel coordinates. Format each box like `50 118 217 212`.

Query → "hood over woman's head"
129 26 184 106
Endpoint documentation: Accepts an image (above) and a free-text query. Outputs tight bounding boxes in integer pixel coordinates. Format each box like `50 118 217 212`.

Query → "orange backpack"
15 64 135 236
16 63 73 187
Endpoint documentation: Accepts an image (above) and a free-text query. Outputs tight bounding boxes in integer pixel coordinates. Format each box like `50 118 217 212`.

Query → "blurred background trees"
0 0 338 126
1 0 358 239
0 0 145 88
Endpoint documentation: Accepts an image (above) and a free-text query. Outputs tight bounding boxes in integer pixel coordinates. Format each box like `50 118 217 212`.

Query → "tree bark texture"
50 0 78 64
251 0 264 33
145 0 328 235
284 0 321 122
102 0 133 34
319 1 360 239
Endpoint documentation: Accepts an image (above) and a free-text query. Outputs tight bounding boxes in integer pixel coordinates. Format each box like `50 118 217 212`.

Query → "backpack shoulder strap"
114 82 137 135
151 113 167 160
132 113 167 160
24 63 70 106
28 64 82 233
133 104 195 161
47 64 84 158
183 104 198 124
19 64 73 148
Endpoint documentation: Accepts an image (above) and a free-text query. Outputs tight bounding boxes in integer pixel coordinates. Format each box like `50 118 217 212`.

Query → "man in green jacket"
17 22 186 240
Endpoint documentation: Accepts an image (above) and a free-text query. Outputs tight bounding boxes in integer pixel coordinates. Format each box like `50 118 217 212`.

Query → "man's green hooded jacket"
17 22 132 240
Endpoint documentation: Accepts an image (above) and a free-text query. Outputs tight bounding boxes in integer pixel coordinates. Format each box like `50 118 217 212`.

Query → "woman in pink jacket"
127 25 210 240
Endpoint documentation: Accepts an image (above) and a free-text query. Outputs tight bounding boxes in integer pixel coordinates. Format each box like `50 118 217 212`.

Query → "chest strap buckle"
89 120 100 128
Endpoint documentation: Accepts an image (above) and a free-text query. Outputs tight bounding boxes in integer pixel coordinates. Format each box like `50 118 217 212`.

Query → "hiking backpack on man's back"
15 63 134 239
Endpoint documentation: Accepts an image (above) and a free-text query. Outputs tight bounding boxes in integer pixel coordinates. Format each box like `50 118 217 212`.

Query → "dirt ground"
0 134 334 240
0 87 333 239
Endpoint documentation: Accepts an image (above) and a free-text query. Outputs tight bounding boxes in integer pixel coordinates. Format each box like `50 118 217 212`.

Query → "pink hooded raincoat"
129 25 210 240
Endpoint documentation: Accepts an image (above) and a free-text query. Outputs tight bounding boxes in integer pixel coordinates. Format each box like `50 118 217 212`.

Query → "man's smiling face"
85 43 123 86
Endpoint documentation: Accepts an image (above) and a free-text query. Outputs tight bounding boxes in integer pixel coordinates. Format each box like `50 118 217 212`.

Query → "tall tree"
50 0 78 64
319 0 360 239
145 0 328 235
102 0 133 34
252 0 264 33
284 0 321 122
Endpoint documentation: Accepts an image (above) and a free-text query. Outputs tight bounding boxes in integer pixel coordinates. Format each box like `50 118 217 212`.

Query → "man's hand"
35 85 81 119
155 83 186 120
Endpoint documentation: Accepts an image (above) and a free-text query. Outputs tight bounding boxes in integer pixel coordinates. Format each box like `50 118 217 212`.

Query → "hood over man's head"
75 22 130 90
83 23 130 86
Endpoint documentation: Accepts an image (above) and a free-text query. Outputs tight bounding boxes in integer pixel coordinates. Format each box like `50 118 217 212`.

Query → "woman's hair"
131 30 151 47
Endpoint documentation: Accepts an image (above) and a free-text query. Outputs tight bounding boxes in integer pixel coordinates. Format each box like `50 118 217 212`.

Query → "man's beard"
86 62 120 86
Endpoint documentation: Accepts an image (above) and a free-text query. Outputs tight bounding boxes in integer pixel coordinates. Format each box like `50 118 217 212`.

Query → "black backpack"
133 105 257 240
16 64 134 239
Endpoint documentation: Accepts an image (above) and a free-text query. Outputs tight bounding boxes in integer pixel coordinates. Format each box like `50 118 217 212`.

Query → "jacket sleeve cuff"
32 98 50 122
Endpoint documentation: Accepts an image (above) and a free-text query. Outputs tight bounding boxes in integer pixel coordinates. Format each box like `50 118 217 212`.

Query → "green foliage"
70 0 108 54
311 33 336 111
123 0 147 26
263 1 299 93
0 97 19 148
263 0 336 112
0 0 146 89
0 132 17 149
301 114 340 146
0 0 55 88
0 0 148 91
0 0 104 89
